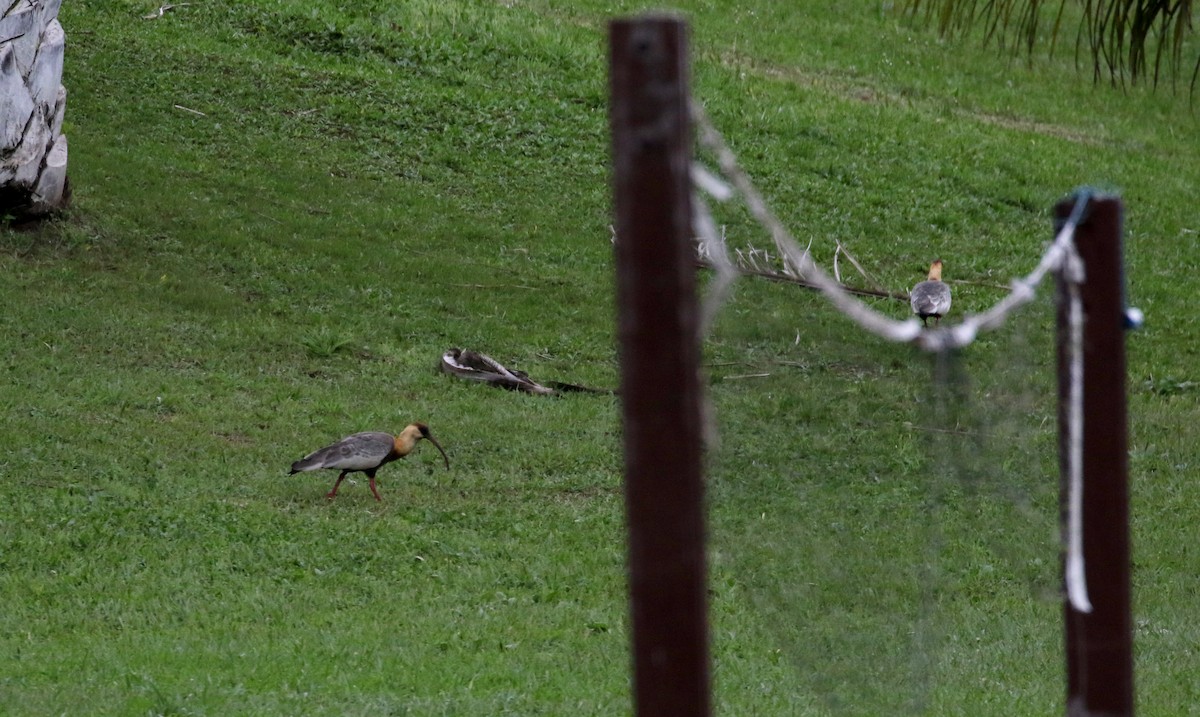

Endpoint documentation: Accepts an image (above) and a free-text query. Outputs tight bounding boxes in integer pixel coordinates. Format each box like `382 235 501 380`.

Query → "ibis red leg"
367 470 382 502
326 471 348 500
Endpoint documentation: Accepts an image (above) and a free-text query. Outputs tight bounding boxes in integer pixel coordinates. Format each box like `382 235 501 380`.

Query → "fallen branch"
143 3 190 20
695 258 909 302
439 348 613 396
448 283 536 290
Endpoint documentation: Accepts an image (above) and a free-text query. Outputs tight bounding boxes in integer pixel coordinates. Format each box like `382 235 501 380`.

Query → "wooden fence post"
610 14 712 717
1055 194 1134 716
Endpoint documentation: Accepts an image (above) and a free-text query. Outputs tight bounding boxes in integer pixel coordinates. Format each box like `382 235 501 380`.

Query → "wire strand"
690 101 1089 353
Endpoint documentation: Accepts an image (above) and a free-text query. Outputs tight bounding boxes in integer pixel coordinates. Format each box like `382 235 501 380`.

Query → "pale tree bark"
1 0 67 217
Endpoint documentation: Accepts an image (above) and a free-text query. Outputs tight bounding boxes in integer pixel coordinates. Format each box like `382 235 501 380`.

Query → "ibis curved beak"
426 434 450 470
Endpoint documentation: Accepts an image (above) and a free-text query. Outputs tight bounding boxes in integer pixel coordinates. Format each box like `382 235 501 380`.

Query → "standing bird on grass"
289 423 450 501
911 259 952 327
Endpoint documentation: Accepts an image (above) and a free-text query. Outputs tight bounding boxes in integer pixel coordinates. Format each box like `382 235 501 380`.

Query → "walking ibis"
289 423 450 501
911 259 952 327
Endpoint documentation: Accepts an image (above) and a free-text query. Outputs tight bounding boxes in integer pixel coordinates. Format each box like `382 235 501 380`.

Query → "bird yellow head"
395 422 450 470
927 259 944 281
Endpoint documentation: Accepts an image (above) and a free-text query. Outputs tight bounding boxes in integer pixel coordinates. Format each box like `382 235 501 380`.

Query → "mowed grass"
2 1 1198 714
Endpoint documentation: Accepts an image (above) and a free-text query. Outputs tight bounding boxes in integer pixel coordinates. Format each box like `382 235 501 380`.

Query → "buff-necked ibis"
911 259 952 327
289 423 450 501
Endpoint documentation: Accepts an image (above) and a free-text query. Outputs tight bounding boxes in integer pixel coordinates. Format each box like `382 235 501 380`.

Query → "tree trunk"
1 0 68 217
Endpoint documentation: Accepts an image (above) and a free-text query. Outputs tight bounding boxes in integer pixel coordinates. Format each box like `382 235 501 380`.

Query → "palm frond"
902 0 1198 93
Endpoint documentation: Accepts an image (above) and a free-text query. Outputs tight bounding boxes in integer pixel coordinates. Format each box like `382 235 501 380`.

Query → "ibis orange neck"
393 424 424 457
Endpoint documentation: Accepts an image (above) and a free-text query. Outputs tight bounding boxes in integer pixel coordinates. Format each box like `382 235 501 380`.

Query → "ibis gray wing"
911 281 951 316
293 431 393 472
323 432 394 470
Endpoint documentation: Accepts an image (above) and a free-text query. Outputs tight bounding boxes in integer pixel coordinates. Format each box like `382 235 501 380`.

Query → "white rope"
690 101 1089 354
1064 247 1093 613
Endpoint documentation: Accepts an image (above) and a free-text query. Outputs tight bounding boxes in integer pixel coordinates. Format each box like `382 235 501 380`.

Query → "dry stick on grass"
448 283 536 290
27 480 103 495
252 210 284 225
948 278 1013 291
903 422 995 438
143 3 190 20
714 359 815 377
772 360 811 369
835 240 890 294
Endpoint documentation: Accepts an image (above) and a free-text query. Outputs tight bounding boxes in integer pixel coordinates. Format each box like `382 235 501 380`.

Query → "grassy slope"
1 0 1197 714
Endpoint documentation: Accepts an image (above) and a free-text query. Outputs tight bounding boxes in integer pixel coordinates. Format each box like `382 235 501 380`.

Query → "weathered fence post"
1055 194 1134 716
1 0 69 216
610 14 712 717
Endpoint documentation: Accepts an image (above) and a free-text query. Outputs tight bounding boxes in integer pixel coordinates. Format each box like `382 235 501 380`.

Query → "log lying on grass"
441 348 557 395
439 348 614 396
1 0 69 217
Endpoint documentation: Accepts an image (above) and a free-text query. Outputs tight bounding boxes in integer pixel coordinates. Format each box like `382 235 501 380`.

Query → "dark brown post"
610 15 711 717
1055 194 1134 716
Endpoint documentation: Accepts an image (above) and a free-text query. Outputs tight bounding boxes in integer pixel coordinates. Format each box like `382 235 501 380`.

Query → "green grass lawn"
2 1 1198 714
